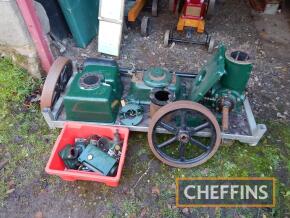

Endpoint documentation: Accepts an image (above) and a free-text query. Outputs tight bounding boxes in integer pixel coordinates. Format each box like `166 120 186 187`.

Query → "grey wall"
0 0 40 78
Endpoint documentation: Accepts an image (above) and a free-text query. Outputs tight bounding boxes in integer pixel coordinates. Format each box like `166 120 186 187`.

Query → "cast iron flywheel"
148 100 221 168
40 57 73 110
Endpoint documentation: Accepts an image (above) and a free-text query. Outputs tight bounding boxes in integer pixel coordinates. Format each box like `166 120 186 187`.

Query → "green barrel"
58 0 99 48
222 50 253 94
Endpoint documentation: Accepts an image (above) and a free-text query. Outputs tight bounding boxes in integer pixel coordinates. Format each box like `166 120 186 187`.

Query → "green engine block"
127 67 181 104
64 58 122 123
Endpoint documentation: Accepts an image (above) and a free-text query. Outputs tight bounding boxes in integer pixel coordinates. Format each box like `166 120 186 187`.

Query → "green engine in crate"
64 59 122 123
78 144 118 176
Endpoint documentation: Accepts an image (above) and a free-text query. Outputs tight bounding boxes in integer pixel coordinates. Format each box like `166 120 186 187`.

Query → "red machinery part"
171 0 209 19
16 0 54 73
181 0 208 20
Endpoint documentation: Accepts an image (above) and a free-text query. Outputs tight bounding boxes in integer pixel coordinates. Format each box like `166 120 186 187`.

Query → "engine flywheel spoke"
158 121 177 133
157 136 177 148
190 137 209 150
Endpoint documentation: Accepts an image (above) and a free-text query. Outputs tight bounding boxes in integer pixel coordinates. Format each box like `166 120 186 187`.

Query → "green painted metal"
190 46 227 102
83 59 123 99
78 144 118 176
212 88 244 111
62 46 253 125
127 68 181 104
59 144 83 169
58 0 99 48
120 104 144 126
222 50 253 94
127 80 154 104
189 46 252 111
143 67 172 88
64 60 122 123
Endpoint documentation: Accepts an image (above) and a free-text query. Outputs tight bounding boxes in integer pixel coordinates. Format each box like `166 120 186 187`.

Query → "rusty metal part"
150 102 160 118
148 101 221 168
217 97 233 132
149 89 175 118
150 101 173 123
149 102 172 122
40 57 72 110
222 106 229 132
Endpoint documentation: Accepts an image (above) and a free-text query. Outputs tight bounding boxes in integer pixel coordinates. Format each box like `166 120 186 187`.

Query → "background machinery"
126 0 159 36
164 0 216 52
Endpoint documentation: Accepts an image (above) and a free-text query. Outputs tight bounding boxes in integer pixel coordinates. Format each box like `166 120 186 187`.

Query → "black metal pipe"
119 67 197 78
169 37 207 46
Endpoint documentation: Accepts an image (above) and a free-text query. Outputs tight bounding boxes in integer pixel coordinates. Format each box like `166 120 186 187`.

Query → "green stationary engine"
41 45 265 169
63 46 252 127
214 49 252 111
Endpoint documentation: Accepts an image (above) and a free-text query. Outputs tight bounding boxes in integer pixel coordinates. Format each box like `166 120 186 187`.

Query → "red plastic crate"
45 122 129 187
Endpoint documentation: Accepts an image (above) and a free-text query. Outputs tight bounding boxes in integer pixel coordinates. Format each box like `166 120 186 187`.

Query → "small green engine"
64 58 123 123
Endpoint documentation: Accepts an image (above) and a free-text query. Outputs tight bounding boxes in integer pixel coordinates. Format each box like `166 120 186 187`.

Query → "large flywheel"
40 57 73 110
148 101 221 168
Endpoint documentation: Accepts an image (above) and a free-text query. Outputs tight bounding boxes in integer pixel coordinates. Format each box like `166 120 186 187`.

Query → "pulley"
120 104 144 126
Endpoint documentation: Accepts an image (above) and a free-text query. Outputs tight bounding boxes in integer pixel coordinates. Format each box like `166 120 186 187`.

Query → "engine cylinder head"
222 50 252 94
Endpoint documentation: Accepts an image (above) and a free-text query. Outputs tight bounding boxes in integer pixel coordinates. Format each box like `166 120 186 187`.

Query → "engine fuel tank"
64 59 122 123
